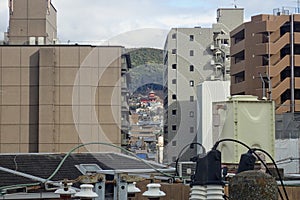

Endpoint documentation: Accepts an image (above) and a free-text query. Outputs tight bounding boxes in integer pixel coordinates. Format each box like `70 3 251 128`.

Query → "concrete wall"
164 27 213 163
163 8 244 164
0 45 123 153
275 139 300 174
197 81 230 150
8 0 57 45
230 13 300 113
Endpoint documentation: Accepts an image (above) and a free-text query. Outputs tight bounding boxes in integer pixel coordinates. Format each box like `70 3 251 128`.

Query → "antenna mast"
233 0 237 8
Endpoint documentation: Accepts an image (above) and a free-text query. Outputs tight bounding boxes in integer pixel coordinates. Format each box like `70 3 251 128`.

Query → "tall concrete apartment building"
230 8 300 173
0 0 130 153
230 9 300 114
163 8 243 163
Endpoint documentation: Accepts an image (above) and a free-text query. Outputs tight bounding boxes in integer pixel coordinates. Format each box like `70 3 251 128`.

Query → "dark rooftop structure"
0 152 170 188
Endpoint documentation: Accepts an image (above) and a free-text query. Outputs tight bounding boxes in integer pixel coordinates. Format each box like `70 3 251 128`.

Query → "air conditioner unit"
38 37 45 45
221 44 228 49
178 162 196 181
215 65 222 70
29 37 36 45
211 60 215 66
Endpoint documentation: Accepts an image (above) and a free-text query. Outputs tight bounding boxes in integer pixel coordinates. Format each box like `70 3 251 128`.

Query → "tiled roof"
0 152 167 187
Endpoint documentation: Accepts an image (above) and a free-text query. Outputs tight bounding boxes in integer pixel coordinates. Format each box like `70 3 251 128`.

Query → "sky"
0 0 298 48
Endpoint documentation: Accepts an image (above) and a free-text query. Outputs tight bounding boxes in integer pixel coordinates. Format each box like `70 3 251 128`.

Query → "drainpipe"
291 14 295 113
268 31 272 100
259 73 266 100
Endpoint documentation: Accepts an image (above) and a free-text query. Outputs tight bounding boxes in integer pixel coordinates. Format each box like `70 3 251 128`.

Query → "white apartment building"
163 8 244 163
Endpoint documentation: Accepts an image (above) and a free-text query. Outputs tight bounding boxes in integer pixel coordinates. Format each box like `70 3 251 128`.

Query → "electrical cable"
212 138 251 151
174 142 206 177
46 142 174 182
212 138 285 200
0 142 175 194
223 194 232 200
252 148 289 200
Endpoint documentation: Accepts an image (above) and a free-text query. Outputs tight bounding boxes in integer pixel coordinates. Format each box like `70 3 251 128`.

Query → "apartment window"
234 71 245 83
172 141 177 146
172 94 177 100
190 96 194 102
172 33 177 39
233 30 245 44
172 64 177 69
190 80 194 87
172 109 177 115
190 50 194 56
234 50 245 64
172 79 176 84
190 111 194 117
190 65 194 72
190 35 194 41
172 49 177 54
190 127 194 133
172 125 177 131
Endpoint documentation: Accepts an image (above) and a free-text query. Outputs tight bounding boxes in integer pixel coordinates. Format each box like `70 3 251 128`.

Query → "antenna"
233 0 237 8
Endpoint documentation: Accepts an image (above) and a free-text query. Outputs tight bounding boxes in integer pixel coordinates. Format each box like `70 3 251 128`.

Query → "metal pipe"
291 14 295 113
268 31 272 100
259 73 266 99
0 166 79 191
0 166 57 187
277 180 300 186
97 168 175 175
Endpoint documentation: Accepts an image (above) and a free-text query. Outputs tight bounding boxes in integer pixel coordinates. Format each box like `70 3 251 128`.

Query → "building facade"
230 9 300 114
0 0 130 153
196 81 230 151
7 0 57 45
163 8 243 163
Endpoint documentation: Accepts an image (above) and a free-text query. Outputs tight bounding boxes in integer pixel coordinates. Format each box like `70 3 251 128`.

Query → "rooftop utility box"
212 95 275 163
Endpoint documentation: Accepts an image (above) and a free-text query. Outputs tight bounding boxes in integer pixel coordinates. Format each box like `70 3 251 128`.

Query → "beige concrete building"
7 0 57 45
0 0 130 153
163 8 244 163
230 9 300 114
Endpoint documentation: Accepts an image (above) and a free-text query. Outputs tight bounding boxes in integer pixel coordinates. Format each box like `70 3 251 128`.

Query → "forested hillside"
126 48 164 95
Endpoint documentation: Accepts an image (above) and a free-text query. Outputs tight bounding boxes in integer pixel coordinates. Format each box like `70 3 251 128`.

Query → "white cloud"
0 0 297 47
0 1 9 38
106 28 169 49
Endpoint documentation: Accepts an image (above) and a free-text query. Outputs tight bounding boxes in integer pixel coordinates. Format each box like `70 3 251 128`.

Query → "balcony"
231 81 246 95
272 77 290 100
255 43 268 56
276 99 291 114
269 55 290 77
231 39 245 56
270 32 290 55
231 60 245 75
